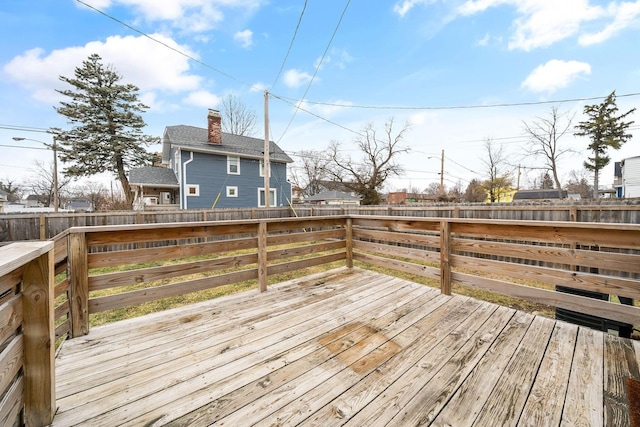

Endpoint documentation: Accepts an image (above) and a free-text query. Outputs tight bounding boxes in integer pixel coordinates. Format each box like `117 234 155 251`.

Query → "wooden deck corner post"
345 218 353 268
440 220 452 295
68 232 89 337
258 221 268 292
22 245 56 427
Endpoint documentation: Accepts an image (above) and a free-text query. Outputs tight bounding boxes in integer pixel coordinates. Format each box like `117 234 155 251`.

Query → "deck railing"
0 215 639 426
0 241 56 427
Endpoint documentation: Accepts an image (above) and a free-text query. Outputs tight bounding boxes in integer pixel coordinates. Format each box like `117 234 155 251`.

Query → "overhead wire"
271 0 308 89
275 0 351 143
75 0 255 89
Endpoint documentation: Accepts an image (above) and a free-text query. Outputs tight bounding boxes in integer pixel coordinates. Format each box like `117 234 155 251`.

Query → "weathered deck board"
52 268 639 427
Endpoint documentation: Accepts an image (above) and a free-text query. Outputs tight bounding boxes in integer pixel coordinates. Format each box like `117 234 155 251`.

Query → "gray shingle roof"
129 166 179 186
306 190 361 201
513 189 567 200
164 125 293 163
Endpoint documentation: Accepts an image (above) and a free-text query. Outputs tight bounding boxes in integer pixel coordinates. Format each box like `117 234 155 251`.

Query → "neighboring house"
291 186 305 204
24 194 48 208
306 190 361 206
619 156 640 198
512 189 567 201
64 198 94 212
163 110 293 209
613 161 623 198
0 189 7 213
129 166 180 210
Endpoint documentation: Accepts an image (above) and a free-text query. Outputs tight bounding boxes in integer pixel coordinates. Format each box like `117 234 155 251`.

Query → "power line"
274 91 640 112
276 0 351 143
271 0 308 89
0 124 51 134
75 0 255 89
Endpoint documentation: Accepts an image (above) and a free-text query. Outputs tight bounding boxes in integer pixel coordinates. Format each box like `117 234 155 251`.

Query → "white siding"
622 157 640 198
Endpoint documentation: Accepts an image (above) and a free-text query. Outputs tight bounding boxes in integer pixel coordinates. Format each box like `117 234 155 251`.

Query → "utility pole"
263 90 270 208
517 164 521 190
439 149 445 196
52 135 58 212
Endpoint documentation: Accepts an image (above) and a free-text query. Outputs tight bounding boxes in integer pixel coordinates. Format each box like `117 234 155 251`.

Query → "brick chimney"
207 109 222 144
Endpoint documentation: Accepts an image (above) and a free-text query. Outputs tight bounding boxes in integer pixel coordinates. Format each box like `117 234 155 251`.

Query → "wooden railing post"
22 245 55 426
258 222 267 292
69 232 89 336
440 220 452 295
345 218 353 268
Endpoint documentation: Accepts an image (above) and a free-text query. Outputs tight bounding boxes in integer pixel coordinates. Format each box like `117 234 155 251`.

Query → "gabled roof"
164 125 293 163
306 190 361 201
129 166 179 187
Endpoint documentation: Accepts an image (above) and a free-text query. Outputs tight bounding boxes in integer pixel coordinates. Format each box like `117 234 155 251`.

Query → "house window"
259 160 271 177
227 156 240 175
186 185 199 196
258 188 276 207
226 186 238 197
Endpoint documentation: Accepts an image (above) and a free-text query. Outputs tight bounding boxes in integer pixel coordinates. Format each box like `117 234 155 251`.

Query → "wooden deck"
52 268 640 426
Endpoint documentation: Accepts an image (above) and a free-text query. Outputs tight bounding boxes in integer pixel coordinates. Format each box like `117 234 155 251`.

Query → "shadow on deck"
52 268 640 426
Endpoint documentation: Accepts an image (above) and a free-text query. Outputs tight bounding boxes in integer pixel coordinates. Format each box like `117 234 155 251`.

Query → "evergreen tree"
55 54 158 209
574 91 635 198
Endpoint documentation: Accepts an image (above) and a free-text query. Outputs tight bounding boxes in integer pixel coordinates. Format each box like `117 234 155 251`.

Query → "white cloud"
579 1 640 45
521 59 591 94
283 69 312 88
457 0 609 50
233 29 254 48
3 34 202 103
184 90 221 108
393 0 434 17
250 82 267 92
80 0 263 33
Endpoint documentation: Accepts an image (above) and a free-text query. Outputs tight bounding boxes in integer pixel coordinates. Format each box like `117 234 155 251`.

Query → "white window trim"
227 156 240 175
186 184 199 196
226 186 238 197
258 188 277 207
259 160 271 177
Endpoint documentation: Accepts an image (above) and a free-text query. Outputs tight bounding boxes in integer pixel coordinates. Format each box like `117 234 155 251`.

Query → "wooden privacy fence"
1 215 639 426
2 203 640 242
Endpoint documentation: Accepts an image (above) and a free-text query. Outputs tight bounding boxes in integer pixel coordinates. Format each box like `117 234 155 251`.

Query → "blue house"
162 110 293 209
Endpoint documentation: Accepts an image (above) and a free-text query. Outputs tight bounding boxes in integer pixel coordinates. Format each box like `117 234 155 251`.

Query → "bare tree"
0 178 23 202
522 107 575 199
26 161 73 208
325 118 411 205
565 169 592 199
72 181 110 211
220 94 258 136
481 138 513 203
290 150 330 196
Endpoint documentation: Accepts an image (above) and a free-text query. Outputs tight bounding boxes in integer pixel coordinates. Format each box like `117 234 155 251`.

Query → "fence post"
345 218 353 268
69 232 89 336
258 222 267 292
22 244 56 426
440 220 452 295
39 214 46 240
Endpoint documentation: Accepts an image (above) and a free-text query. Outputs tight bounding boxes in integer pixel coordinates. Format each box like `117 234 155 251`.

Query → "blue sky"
1 0 639 194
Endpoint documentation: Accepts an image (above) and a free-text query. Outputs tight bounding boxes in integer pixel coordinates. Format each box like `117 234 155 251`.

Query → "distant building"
306 190 361 206
129 166 180 210
618 156 640 198
512 189 567 201
65 198 94 212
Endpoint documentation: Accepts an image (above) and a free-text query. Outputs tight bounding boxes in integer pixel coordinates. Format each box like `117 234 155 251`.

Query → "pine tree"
55 54 158 208
574 91 635 198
